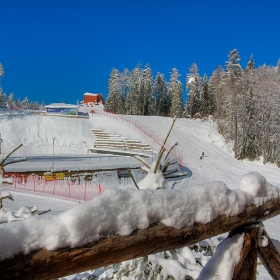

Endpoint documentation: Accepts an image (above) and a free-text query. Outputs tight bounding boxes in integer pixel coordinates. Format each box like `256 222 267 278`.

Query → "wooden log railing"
1 197 280 280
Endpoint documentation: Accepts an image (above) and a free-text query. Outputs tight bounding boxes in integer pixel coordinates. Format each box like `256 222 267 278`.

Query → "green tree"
154 72 170 116
185 63 201 118
105 68 121 113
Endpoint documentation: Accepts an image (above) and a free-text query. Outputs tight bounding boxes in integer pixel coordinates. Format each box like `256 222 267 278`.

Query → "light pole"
52 137 55 172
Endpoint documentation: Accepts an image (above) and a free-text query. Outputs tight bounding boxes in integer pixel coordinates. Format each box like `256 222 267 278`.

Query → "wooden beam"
233 227 259 280
1 197 280 280
258 229 280 280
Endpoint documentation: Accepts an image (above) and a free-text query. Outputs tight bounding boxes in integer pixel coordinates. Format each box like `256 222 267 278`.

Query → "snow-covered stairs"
90 129 152 157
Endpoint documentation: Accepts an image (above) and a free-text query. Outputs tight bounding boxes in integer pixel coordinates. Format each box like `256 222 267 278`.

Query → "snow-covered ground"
0 108 279 279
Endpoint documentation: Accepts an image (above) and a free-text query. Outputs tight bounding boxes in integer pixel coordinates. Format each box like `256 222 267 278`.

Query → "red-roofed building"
82 92 104 105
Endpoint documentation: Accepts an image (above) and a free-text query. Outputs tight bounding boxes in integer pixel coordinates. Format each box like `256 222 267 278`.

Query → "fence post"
13 175 16 189
84 183 87 201
68 181 71 198
52 178 56 195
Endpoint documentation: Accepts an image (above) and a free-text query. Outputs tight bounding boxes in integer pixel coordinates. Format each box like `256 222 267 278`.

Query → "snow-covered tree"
200 74 214 117
154 73 170 116
0 63 7 108
246 54 255 71
21 96 29 109
185 63 201 118
0 63 4 79
209 66 224 130
219 48 243 158
7 93 15 109
127 65 142 115
141 63 153 115
104 68 121 113
169 68 184 118
119 68 130 114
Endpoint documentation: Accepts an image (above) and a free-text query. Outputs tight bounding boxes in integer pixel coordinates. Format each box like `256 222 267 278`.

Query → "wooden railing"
1 197 280 279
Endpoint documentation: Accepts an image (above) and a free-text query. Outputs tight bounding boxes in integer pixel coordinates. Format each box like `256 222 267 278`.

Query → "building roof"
84 92 102 96
45 103 78 108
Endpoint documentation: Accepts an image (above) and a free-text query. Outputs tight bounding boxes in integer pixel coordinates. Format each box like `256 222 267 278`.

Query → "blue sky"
1 0 280 105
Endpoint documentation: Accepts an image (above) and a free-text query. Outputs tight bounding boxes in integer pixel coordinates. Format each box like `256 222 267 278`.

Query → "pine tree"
209 66 224 130
127 65 142 115
7 93 15 108
119 68 130 114
21 97 29 108
104 68 121 113
185 63 201 118
169 68 183 118
220 48 243 158
0 63 6 108
154 73 170 116
200 74 213 117
141 63 153 115
246 54 255 70
277 59 280 76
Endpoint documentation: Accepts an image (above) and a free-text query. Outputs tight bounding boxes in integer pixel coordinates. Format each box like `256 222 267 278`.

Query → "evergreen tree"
246 54 255 70
169 68 183 117
119 68 130 114
104 68 121 113
7 93 15 108
185 63 201 118
220 48 243 158
127 65 142 115
141 63 153 115
154 73 170 116
21 97 29 108
277 59 280 76
209 66 224 130
200 74 213 117
0 63 5 108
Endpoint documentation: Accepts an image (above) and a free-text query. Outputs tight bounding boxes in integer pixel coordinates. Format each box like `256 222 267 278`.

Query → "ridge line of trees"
105 50 280 166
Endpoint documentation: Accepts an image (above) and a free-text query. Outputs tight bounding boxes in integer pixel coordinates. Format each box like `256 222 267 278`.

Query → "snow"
0 175 278 261
188 77 195 84
0 108 279 279
197 233 245 280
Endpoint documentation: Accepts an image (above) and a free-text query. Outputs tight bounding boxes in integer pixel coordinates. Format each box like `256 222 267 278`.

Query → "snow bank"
0 172 278 261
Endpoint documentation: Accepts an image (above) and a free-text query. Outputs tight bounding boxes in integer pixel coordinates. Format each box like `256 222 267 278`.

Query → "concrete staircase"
90 129 152 157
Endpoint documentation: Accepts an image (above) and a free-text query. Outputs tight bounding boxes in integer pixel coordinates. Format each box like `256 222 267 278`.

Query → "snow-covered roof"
45 103 78 109
84 92 102 96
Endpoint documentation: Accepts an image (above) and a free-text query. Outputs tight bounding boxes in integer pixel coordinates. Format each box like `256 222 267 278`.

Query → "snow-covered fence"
95 110 184 166
1 195 280 279
3 173 104 201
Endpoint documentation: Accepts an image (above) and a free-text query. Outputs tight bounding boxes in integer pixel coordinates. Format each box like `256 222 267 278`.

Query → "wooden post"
258 229 280 280
232 226 259 280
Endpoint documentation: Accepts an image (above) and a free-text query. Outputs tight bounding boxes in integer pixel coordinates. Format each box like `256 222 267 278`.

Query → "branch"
163 141 178 162
159 118 176 154
1 197 280 279
133 155 151 170
127 169 139 190
154 147 165 173
2 144 23 165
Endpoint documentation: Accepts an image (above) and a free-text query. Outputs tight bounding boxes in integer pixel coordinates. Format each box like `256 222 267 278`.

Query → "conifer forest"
105 49 280 166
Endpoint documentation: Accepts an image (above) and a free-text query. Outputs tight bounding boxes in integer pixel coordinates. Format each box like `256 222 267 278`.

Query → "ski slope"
1 109 279 279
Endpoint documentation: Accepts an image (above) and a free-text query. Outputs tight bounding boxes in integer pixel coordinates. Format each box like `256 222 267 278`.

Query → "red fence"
95 109 184 166
3 173 104 202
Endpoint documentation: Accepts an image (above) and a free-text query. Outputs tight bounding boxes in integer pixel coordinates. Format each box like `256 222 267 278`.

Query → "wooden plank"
1 197 280 280
258 229 280 280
